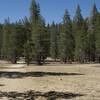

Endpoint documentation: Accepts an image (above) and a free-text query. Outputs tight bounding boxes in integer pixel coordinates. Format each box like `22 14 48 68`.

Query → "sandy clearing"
0 64 100 99
9 64 25 68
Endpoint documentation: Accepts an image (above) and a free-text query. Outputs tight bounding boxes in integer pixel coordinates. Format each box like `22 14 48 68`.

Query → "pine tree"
35 17 49 65
59 9 74 63
95 13 100 62
50 22 59 61
0 24 3 59
46 24 51 57
22 17 32 65
74 5 87 63
23 17 32 41
10 18 32 64
1 18 12 60
87 3 98 62
1 18 17 63
30 0 40 64
30 0 40 24
24 40 32 65
30 0 47 65
9 23 18 63
15 21 25 57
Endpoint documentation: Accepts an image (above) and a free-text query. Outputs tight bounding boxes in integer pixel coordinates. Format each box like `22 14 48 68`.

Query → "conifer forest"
0 0 100 65
0 0 100 100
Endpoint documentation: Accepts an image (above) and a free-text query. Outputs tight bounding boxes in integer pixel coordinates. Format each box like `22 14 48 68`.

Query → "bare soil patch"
0 63 100 99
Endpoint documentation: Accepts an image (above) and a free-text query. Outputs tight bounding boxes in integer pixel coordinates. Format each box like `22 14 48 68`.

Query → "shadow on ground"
0 91 84 100
0 84 5 87
0 71 84 78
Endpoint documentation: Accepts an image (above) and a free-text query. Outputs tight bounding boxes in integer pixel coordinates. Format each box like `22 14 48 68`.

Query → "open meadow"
0 63 100 100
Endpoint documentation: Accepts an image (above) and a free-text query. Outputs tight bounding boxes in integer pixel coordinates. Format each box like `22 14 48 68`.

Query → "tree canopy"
0 0 100 65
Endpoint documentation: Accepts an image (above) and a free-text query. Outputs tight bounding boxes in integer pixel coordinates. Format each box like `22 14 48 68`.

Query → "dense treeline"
0 0 100 65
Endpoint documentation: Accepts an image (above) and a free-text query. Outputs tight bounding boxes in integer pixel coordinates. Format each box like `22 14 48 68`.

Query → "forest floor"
0 62 100 100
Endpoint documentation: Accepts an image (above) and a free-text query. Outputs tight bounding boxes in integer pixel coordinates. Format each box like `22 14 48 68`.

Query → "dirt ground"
0 63 100 100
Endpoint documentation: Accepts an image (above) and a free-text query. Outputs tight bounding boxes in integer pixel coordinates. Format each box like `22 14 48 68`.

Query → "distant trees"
73 5 88 63
59 10 74 63
0 24 3 59
95 13 100 62
0 0 100 65
30 0 48 65
50 22 59 61
87 3 98 62
24 40 32 65
1 18 14 61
